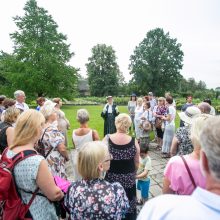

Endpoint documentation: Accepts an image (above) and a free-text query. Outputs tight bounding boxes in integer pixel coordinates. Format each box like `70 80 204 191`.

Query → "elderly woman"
53 97 70 147
163 114 212 195
170 106 201 156
64 141 129 219
134 97 144 141
5 109 63 219
104 113 140 220
14 90 29 112
101 96 119 136
40 100 69 179
0 107 20 154
72 109 99 180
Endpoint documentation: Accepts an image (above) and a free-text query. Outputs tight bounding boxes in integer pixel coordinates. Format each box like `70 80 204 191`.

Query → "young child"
136 144 152 204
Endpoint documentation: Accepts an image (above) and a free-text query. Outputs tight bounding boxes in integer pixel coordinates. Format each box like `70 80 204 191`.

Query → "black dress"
105 137 137 220
101 104 119 136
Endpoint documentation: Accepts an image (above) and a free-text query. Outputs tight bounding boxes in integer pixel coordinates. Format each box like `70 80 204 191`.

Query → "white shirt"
210 106 216 115
165 105 176 126
137 187 220 220
15 101 29 112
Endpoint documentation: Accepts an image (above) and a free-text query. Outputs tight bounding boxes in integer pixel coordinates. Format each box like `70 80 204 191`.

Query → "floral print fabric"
176 126 193 155
41 124 67 179
64 179 129 220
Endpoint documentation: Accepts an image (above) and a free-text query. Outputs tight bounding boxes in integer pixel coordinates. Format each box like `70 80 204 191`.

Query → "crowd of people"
0 90 220 220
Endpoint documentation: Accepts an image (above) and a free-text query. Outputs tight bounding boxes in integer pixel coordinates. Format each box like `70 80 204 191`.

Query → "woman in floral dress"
64 141 129 220
40 100 69 179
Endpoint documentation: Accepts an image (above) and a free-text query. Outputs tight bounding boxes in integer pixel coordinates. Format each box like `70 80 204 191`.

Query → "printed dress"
64 179 129 220
105 137 137 220
41 124 67 179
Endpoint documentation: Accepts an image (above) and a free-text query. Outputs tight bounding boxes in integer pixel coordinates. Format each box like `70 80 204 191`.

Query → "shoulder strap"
180 156 196 188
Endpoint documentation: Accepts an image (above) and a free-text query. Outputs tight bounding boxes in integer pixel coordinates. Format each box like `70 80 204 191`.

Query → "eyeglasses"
102 154 113 163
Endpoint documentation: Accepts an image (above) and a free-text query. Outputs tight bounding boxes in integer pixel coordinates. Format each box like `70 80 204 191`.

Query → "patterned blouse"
64 179 129 220
176 126 193 155
41 124 66 179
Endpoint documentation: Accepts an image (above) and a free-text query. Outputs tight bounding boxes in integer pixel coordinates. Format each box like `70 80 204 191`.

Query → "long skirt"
134 119 142 139
162 124 175 153
104 113 116 136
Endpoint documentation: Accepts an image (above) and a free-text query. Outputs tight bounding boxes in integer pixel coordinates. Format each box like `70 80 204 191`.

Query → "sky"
0 0 220 89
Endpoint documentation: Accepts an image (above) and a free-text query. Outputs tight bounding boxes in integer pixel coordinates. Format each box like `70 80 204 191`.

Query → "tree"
86 44 121 97
7 0 77 99
129 28 184 96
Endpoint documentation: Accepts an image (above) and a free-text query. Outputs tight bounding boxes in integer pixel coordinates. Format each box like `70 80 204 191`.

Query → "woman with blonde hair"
5 109 63 219
104 113 140 220
64 141 129 219
0 107 20 154
40 101 69 179
163 114 212 195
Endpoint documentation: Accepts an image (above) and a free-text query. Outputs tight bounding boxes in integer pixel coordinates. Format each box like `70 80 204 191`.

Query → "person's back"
164 155 206 195
6 150 58 219
65 179 128 219
138 188 220 220
72 128 93 150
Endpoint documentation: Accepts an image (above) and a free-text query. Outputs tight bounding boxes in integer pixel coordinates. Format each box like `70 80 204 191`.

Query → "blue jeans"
137 178 150 199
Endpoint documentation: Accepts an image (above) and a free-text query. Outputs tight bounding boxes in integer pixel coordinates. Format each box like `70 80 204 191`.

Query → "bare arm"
92 130 100 141
36 160 64 201
136 170 149 179
6 127 14 147
170 136 179 156
57 143 69 161
134 139 140 171
162 176 175 194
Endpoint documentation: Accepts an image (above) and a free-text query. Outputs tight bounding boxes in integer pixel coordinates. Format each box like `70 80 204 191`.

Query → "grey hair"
198 102 211 114
14 90 25 98
200 116 220 181
77 109 89 124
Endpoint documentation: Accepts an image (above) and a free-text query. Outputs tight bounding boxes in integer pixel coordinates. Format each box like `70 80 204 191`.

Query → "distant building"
78 78 90 96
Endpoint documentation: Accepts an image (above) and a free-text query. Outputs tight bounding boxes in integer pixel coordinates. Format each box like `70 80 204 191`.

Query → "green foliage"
86 44 120 97
1 0 77 99
129 28 184 96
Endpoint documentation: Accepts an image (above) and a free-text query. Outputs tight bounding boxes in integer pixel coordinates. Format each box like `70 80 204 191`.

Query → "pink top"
164 155 206 195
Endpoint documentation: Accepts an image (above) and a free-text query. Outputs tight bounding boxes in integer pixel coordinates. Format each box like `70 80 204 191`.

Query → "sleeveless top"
72 129 93 151
6 150 58 220
0 122 12 153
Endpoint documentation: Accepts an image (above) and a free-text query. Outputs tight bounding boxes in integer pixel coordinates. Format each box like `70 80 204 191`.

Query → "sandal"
162 154 171 159
156 145 161 151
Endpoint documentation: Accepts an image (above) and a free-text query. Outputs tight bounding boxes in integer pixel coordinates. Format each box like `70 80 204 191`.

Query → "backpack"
0 148 39 220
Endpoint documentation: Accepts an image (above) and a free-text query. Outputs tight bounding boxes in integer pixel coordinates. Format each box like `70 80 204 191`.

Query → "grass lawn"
62 105 180 149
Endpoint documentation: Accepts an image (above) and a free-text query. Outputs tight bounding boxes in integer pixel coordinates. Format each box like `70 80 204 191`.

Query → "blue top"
138 187 220 220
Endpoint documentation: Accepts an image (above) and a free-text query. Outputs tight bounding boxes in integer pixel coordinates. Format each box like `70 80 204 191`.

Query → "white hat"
178 106 201 125
44 100 57 108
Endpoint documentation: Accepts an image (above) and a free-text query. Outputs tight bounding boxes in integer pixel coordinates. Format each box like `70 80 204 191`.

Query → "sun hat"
178 106 201 125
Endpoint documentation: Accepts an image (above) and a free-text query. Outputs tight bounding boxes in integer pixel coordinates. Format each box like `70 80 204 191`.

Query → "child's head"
140 143 149 158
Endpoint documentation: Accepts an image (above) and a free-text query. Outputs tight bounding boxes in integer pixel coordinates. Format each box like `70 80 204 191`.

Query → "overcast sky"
0 0 219 89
